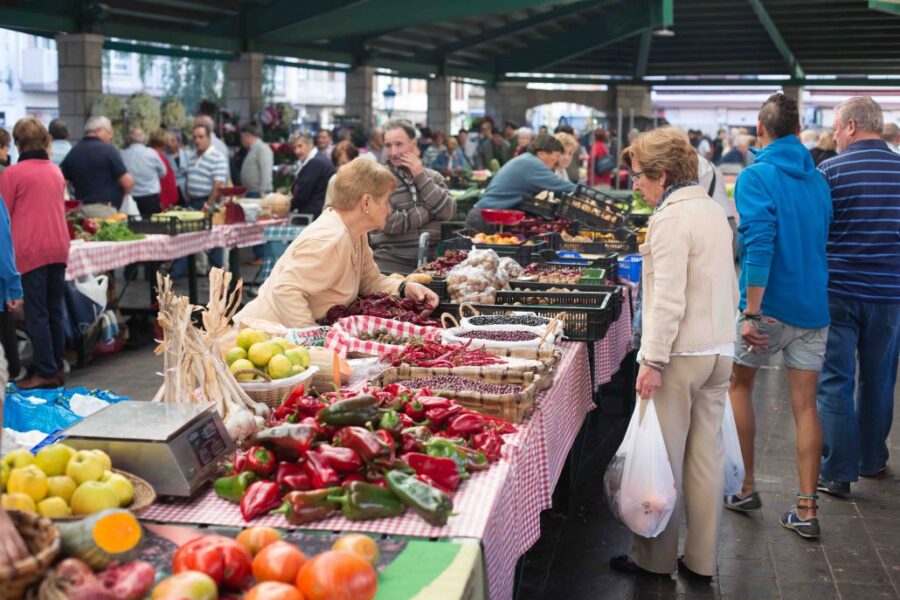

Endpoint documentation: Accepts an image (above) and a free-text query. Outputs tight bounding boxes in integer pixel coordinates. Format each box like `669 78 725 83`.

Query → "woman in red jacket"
0 118 69 389
589 128 613 187
150 129 179 210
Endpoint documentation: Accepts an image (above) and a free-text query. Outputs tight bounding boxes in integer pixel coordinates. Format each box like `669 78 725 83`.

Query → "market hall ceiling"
2 0 900 82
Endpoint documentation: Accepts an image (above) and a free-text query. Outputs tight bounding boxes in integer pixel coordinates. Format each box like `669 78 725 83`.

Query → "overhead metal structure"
2 0 900 84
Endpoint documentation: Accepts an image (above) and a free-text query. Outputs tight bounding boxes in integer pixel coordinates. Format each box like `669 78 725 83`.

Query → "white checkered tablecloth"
140 342 595 600
593 285 635 388
65 231 214 280
214 218 287 250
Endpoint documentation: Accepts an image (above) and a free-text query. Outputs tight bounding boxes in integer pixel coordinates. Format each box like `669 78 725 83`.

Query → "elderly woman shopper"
0 119 70 390
610 127 738 581
554 132 579 182
236 158 438 328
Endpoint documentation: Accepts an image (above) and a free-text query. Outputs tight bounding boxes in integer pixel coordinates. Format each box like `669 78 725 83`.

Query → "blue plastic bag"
3 384 128 438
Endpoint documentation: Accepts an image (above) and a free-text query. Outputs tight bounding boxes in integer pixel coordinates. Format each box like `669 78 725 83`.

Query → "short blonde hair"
621 127 697 186
816 129 836 152
13 118 51 154
554 132 578 152
331 157 396 211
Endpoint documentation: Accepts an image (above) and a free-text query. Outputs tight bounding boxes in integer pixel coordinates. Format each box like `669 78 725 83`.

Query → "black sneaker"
817 477 851 499
609 555 666 577
724 491 762 513
677 556 713 584
860 466 887 479
781 508 820 539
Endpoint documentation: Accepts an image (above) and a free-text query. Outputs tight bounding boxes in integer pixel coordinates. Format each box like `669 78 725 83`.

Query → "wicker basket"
483 347 562 391
378 366 539 422
0 510 60 598
238 366 320 408
52 469 156 521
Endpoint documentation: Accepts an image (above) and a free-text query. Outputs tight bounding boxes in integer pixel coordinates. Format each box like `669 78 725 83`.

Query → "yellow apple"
103 473 134 506
2 449 35 470
35 443 75 477
90 450 113 471
46 475 77 503
1 492 36 513
70 481 119 515
37 496 71 518
7 465 48 502
66 451 105 485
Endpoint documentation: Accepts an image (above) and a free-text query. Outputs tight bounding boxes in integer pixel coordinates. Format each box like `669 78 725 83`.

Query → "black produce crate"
628 213 650 227
128 214 211 235
556 195 628 230
557 228 637 255
443 229 547 265
537 249 619 279
572 184 632 215
519 194 560 219
424 277 449 301
438 293 614 341
509 281 625 322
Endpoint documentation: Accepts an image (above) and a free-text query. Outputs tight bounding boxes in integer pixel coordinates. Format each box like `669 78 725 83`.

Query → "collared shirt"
817 139 900 302
50 139 72 167
210 133 231 181
121 142 167 197
296 147 319 174
186 147 228 198
240 139 274 195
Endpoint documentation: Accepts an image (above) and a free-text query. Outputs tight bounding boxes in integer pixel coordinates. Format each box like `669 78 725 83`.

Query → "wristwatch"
742 311 761 322
398 282 407 298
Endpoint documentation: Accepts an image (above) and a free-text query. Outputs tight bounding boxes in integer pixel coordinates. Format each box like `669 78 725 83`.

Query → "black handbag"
593 153 616 175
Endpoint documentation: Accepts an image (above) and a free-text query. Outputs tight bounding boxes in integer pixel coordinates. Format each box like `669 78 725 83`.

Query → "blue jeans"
22 264 66 377
817 296 900 482
170 196 224 278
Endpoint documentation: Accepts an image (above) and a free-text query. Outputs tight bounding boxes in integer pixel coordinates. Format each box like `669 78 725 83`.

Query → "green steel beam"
205 0 364 38
634 29 652 78
259 0 584 43
103 40 235 61
489 0 663 74
0 8 76 32
747 0 805 79
421 1 596 62
869 0 900 16
263 58 351 73
502 75 900 86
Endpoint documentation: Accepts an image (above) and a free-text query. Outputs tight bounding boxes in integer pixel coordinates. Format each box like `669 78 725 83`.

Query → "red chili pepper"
303 451 340 489
275 461 312 491
239 480 283 521
404 452 460 493
445 412 485 438
313 444 363 473
425 405 463 429
246 445 275 478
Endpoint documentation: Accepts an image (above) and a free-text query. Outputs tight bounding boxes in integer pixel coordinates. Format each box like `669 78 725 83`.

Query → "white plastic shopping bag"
722 392 745 497
604 397 677 538
120 194 140 217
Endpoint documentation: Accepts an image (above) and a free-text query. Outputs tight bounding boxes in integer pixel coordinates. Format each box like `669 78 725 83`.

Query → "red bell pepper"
335 426 393 465
404 452 460 493
229 450 249 475
275 461 312 491
375 429 396 452
239 480 283 521
245 445 275 478
425 404 462 428
445 412 485 438
303 450 340 488
313 444 363 473
398 412 415 428
472 429 503 462
403 398 426 422
400 433 422 455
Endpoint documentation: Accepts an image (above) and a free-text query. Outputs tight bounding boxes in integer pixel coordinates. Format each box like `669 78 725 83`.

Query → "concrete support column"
615 84 652 117
225 52 265 123
56 33 104 141
345 66 375 128
426 76 452 133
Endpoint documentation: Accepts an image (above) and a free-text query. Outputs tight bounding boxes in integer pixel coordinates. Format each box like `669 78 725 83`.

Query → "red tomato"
172 535 253 590
244 581 304 600
296 550 377 600
252 541 308 584
236 526 283 556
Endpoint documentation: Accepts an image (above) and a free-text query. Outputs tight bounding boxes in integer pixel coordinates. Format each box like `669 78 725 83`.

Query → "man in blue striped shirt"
816 96 900 499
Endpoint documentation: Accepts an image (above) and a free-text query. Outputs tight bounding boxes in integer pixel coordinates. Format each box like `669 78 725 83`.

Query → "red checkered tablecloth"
214 218 287 249
593 284 635 388
140 342 595 600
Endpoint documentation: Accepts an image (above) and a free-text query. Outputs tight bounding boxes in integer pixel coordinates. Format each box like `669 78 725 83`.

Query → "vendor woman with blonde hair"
236 158 438 327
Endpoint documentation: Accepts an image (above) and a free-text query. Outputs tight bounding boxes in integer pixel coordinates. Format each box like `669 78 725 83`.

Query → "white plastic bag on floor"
604 397 677 538
722 392 745 497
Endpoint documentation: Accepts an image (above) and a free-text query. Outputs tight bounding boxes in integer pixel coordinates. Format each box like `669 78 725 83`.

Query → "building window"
110 51 132 77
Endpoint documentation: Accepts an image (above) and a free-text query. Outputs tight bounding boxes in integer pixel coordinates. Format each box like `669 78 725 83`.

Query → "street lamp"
383 83 397 118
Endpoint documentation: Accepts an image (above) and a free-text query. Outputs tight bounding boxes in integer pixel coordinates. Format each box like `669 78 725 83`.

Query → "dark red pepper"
472 430 503 462
374 429 396 453
400 433 422 455
230 450 249 475
246 445 275 478
275 461 312 491
404 452 460 493
425 404 462 428
403 398 426 421
335 426 393 465
445 413 485 438
239 480 283 521
313 444 363 473
303 451 340 489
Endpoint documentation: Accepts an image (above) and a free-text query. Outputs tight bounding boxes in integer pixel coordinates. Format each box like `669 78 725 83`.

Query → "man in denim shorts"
724 93 833 540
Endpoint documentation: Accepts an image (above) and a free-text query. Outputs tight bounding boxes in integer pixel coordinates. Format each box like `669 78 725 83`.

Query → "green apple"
270 337 291 351
66 451 105 485
90 450 113 471
229 358 256 381
103 473 134 506
70 481 120 515
35 443 75 477
236 328 269 351
267 354 293 380
46 475 77 503
37 496 71 518
2 449 36 471
225 346 247 366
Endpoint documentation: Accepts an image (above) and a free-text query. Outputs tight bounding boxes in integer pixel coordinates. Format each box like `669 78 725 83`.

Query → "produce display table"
140 342 595 600
214 218 287 250
592 282 635 388
137 523 484 600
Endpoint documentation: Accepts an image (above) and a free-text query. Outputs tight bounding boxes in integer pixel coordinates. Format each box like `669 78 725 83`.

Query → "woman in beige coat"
610 128 738 581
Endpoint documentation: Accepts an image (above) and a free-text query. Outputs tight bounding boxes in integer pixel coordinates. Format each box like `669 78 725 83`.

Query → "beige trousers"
630 354 732 576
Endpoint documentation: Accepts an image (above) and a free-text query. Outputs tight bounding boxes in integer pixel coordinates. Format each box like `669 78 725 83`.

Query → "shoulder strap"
707 168 717 197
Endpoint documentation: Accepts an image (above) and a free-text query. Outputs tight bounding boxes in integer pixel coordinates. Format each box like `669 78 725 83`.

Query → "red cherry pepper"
303 450 340 489
239 480 283 521
404 452 460 493
313 444 363 473
246 445 275 478
275 461 312 491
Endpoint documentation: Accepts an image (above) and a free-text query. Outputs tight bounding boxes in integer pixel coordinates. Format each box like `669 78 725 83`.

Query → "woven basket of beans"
0 510 61 598
481 347 563 391
376 367 540 422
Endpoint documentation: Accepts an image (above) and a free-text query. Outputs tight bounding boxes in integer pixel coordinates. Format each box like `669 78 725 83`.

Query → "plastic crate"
440 221 468 241
127 214 212 235
557 194 629 229
571 184 632 216
438 293 614 341
445 229 547 264
424 277 449 301
509 280 625 321
618 253 643 282
628 213 651 227
536 249 619 280
558 228 637 255
518 194 560 219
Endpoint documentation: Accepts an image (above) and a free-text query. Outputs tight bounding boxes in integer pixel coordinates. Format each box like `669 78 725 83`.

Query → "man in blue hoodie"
724 93 832 540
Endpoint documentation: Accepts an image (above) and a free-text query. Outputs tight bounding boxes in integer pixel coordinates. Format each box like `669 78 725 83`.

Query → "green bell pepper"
213 471 257 503
327 481 405 521
385 470 453 527
316 394 380 427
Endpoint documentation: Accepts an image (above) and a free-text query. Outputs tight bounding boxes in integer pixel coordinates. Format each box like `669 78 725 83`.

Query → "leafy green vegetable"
91 222 145 242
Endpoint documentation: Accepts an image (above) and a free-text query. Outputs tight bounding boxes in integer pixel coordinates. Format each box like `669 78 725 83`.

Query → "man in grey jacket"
239 124 274 197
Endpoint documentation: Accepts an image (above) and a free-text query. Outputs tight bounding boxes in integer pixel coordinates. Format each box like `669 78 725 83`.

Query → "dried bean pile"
395 375 522 395
468 315 550 327
457 330 540 342
356 329 419 345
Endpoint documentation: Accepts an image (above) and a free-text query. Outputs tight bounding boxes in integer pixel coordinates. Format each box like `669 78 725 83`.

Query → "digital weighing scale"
60 401 234 497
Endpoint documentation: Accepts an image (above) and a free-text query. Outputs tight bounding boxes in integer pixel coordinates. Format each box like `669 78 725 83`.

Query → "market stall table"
592 281 635 390
140 342 595 600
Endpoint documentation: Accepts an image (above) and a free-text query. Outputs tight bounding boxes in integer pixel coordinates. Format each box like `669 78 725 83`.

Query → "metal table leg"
187 254 198 304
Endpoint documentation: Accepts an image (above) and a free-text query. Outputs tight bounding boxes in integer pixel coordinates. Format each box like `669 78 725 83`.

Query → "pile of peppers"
322 293 441 327
380 339 505 369
214 382 515 528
